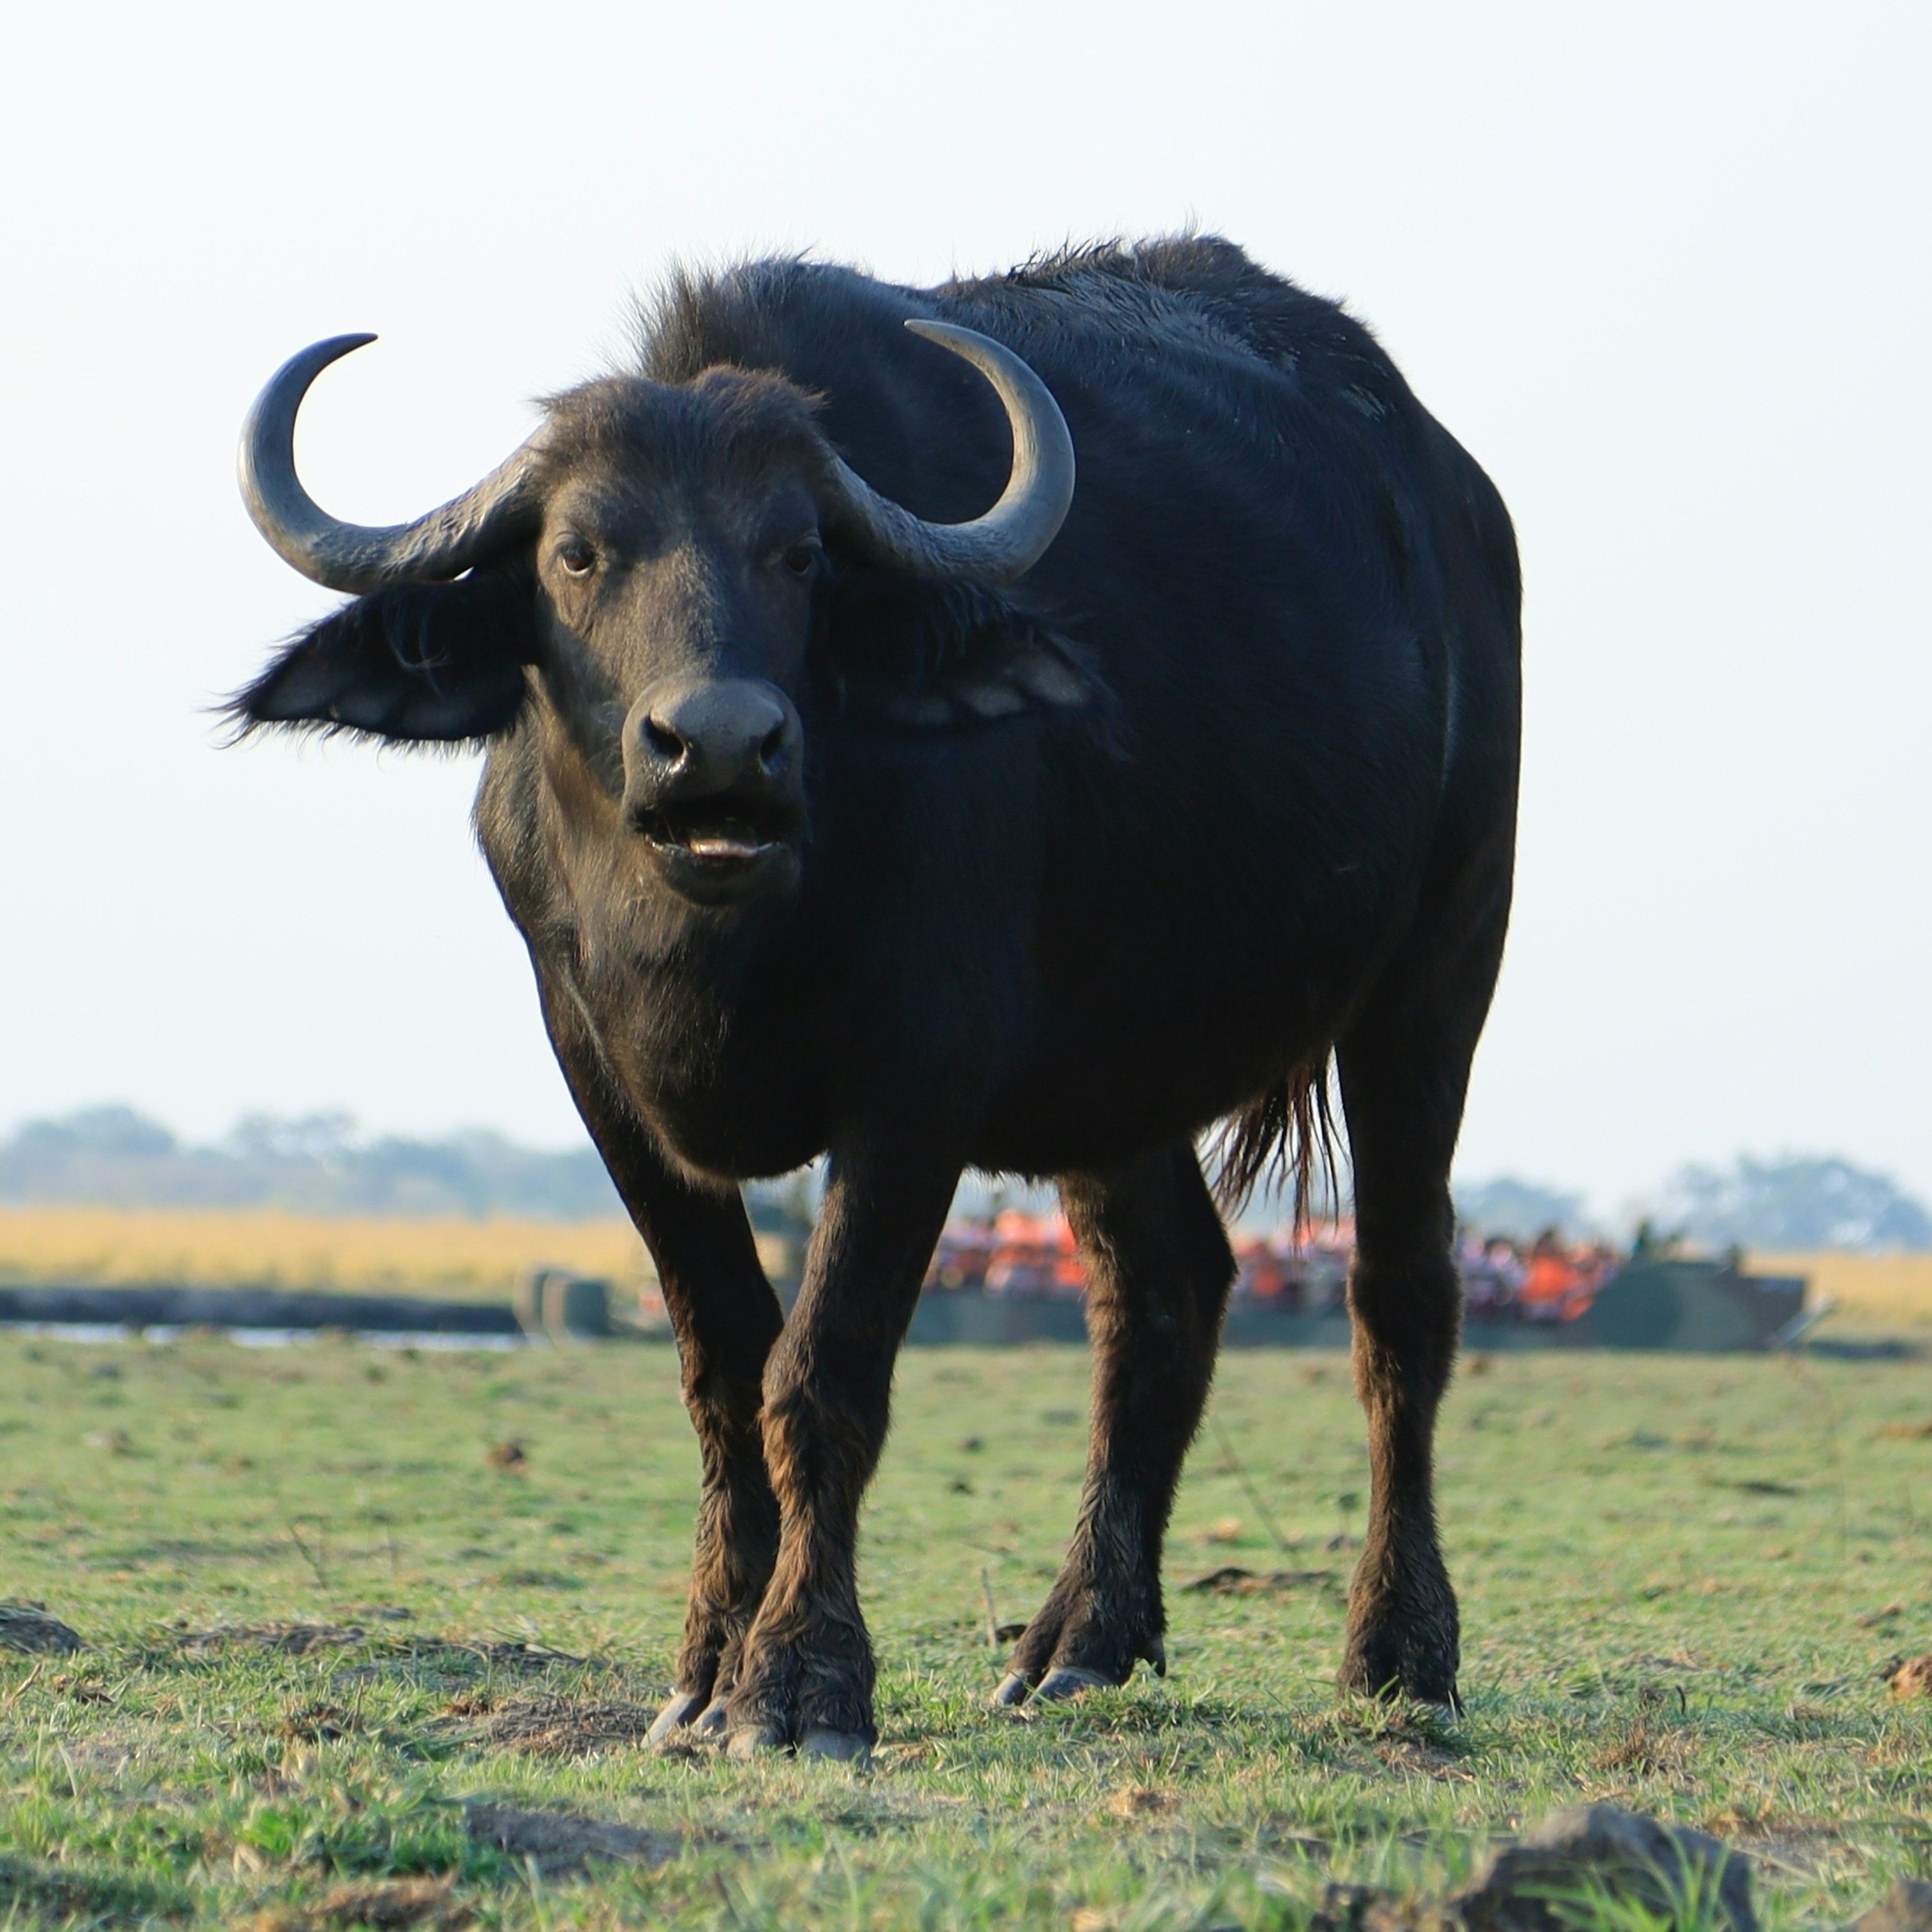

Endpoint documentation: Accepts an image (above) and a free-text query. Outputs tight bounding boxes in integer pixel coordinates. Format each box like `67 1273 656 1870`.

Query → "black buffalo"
233 235 1520 1759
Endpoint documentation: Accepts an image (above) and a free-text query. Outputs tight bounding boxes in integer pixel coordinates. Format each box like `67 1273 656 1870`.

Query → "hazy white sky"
1 0 1925 1210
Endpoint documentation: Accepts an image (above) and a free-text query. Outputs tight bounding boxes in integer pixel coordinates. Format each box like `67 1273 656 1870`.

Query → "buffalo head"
233 323 1075 907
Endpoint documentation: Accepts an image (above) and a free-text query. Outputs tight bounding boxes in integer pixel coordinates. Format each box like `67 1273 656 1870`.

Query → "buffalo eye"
557 537 597 578
778 540 821 580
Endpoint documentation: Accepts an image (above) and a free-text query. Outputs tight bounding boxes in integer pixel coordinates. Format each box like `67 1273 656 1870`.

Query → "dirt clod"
1886 1653 1932 1698
1453 1804 1754 1932
0 1602 84 1654
485 1440 527 1472
463 1800 678 1874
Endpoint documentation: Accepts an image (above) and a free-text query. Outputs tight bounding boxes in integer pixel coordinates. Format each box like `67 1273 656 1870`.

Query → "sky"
1 0 1926 1214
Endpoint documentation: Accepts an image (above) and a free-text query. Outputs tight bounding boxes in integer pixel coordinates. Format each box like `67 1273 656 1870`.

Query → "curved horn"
238 334 548 594
824 319 1075 584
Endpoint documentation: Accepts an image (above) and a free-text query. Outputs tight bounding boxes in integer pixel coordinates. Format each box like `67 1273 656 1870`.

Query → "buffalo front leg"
532 980 784 1741
722 1143 960 1760
650 1227 785 1741
997 1143 1234 1709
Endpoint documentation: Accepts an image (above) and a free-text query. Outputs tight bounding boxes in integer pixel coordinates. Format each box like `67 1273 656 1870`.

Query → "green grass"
3 1328 1930 1928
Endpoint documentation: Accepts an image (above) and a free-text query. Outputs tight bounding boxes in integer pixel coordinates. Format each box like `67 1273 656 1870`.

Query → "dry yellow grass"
1 1209 1920 1325
1754 1250 1932 1326
0 1205 649 1301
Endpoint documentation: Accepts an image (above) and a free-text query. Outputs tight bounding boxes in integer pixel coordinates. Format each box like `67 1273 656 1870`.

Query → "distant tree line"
0 1106 621 1220
1455 1156 1931 1253
4 1108 1926 1250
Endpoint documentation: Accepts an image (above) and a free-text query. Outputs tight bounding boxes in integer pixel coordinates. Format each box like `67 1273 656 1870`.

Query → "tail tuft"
1212 1057 1343 1226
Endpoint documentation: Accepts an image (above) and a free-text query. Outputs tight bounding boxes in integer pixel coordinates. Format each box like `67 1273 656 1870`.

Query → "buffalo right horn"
823 319 1075 585
238 334 548 594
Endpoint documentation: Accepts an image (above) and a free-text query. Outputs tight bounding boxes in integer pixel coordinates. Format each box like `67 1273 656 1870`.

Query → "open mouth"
634 795 799 869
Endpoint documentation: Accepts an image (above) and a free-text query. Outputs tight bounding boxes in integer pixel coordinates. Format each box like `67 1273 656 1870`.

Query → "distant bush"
1453 1176 1594 1243
1646 1154 1932 1253
0 1106 620 1220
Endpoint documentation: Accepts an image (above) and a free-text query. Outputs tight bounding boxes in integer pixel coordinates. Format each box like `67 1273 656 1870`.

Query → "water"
0 1321 530 1350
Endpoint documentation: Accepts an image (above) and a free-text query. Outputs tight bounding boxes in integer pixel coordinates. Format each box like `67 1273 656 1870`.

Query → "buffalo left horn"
824 319 1076 585
238 334 550 594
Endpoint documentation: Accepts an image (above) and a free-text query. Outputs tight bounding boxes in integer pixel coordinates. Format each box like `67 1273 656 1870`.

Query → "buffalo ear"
229 559 536 744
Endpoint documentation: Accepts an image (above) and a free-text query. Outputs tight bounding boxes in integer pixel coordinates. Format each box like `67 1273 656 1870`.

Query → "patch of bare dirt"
1178 1565 1340 1596
1702 1810 1845 1878
0 1602 84 1654
1373 1737 1469 1779
250 1877 468 1931
440 1695 661 1757
1590 1720 1693 1776
1106 1785 1177 1819
275 1701 360 1742
463 1800 678 1874
181 1622 368 1655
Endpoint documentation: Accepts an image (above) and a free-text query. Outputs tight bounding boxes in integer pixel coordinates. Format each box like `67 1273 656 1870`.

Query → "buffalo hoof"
689 1694 732 1738
799 1727 871 1764
991 1671 1034 1710
646 1689 708 1745
725 1723 788 1759
990 1664 1115 1714
1029 1665 1113 1706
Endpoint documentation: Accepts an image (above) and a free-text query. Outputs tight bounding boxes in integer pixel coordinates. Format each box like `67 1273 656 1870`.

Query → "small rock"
1852 1878 1932 1932
0 1602 84 1654
1887 1654 1932 1699
463 1800 678 1875
1453 1805 1754 1932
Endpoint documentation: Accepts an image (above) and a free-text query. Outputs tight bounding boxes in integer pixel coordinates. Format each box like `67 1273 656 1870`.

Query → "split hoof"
991 1671 1035 1710
646 1690 708 1745
799 1727 871 1764
725 1723 787 1759
689 1695 731 1739
1030 1665 1113 1705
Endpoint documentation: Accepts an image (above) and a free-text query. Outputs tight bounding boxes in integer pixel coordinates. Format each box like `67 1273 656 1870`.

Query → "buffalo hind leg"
534 980 784 1743
996 1143 1233 1708
1334 902 1505 1708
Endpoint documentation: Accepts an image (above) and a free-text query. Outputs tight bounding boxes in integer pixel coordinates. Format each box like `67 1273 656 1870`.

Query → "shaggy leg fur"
536 986 784 1741
1333 860 1511 1709
725 1144 960 1756
996 1144 1234 1708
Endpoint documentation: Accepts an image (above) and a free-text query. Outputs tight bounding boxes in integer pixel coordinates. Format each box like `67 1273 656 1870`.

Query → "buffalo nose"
627 677 800 798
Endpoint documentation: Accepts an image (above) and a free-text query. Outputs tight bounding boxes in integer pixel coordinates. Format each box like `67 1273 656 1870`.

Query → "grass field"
3 1328 1931 1929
